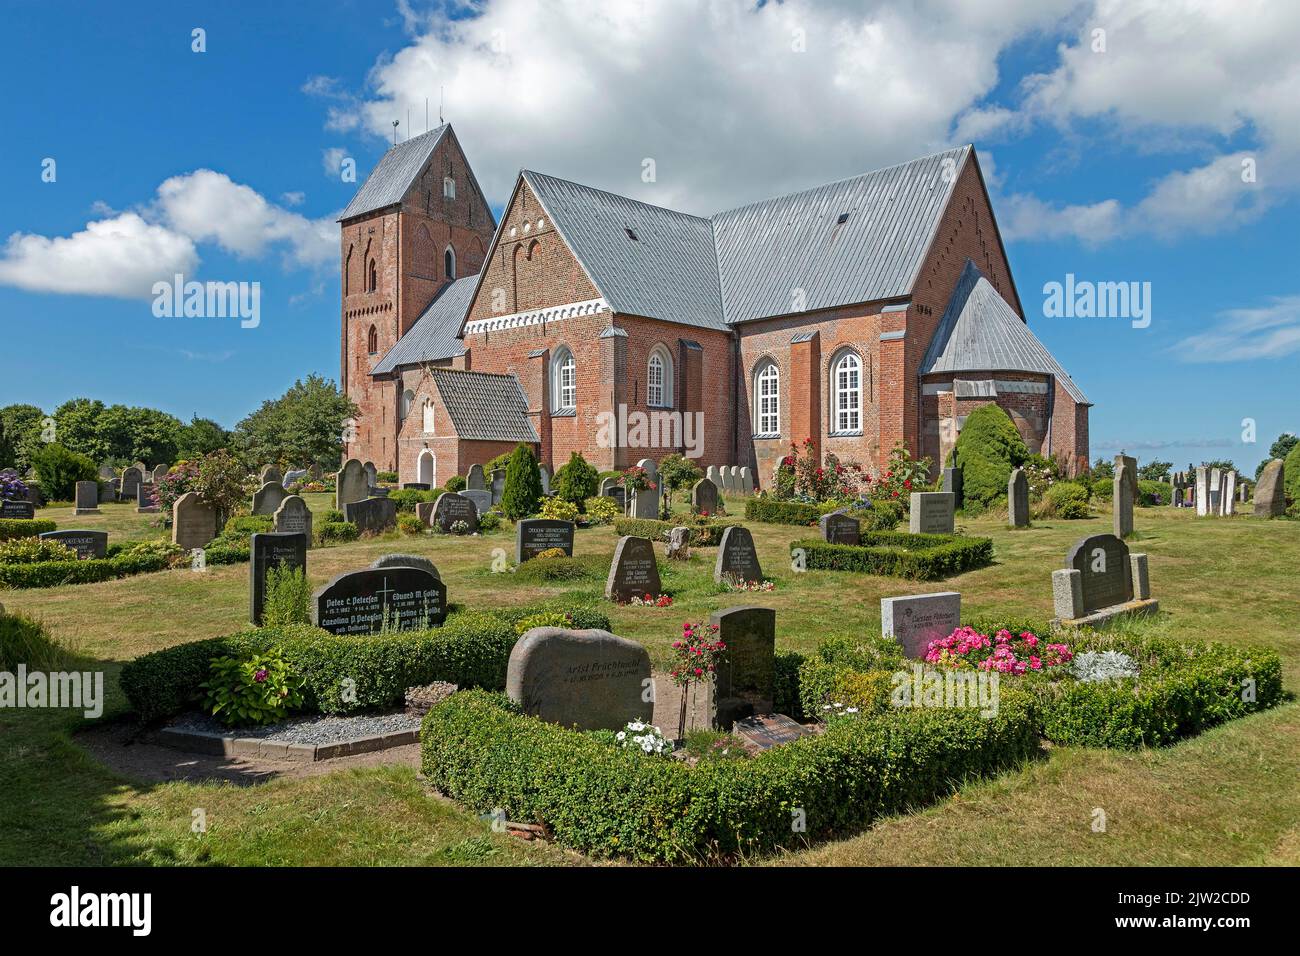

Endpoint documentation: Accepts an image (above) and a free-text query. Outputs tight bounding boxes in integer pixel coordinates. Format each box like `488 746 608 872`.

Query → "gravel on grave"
167 710 421 746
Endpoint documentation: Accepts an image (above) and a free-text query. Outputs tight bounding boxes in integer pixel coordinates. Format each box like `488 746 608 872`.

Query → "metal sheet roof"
340 125 448 222
430 368 539 443
712 146 969 324
522 170 727 330
371 276 474 373
921 260 1090 404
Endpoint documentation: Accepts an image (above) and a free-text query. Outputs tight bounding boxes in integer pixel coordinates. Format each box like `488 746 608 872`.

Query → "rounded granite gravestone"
40 529 109 561
371 553 440 580
431 491 479 533
819 510 861 545
172 492 216 551
490 468 506 505
466 463 486 490
1008 467 1030 528
1067 532 1133 614
249 532 308 625
120 466 144 504
516 518 576 563
605 535 663 602
152 464 169 484
710 606 777 718
345 496 399 534
462 488 492 517
136 481 159 514
599 477 626 513
714 525 763 585
691 477 719 515
273 494 313 547
1254 458 1286 517
74 480 101 516
102 480 120 504
335 459 368 510
506 627 653 732
252 481 287 516
313 564 447 635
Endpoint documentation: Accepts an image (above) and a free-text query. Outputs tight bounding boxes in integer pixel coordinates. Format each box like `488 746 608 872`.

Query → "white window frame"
647 347 673 408
443 176 456 199
444 245 456 280
832 350 862 433
754 361 780 436
553 348 577 413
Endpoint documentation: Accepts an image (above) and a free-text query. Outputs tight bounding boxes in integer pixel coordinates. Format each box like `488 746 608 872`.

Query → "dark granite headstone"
710 606 776 717
1 499 36 519
1066 533 1132 615
402 483 431 491
604 535 662 602
120 466 143 503
313 565 447 635
39 529 108 560
713 525 763 584
515 518 575 563
74 480 101 515
345 496 398 534
691 477 719 514
250 532 308 625
371 554 440 579
819 510 860 545
432 491 479 533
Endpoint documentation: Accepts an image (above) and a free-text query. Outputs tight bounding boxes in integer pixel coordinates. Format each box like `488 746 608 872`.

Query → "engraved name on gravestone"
313 565 447 635
909 492 955 534
39 530 108 561
273 495 313 546
881 591 962 659
515 518 575 563
432 491 478 533
0 499 35 519
249 532 307 625
604 535 662 602
819 510 860 545
710 606 776 715
505 627 653 732
714 525 763 584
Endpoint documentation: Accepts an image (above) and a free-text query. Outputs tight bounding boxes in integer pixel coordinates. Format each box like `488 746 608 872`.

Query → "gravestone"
308 463 323 480
102 480 120 503
1113 454 1136 538
739 466 754 494
97 464 116 481
249 532 307 625
941 467 963 508
1209 467 1222 516
363 462 378 487
136 482 159 514
259 465 282 487
1195 465 1210 516
416 501 436 527
721 466 735 493
252 481 287 516
74 480 100 515
130 461 148 478
733 713 813 751
39 529 108 561
605 535 662 602
710 606 776 723
909 492 955 534
313 565 447 634
372 553 440 579
345 497 398 534
432 491 479 533
462 489 492 516
0 499 35 519
666 526 691 560
705 465 721 489
539 465 551 495
120 466 143 503
881 591 961 659
515 518 575 563
1052 532 1157 627
273 494 313 546
819 510 861 545
283 468 309 488
466 464 486 490
490 468 506 505
368 486 390 498
506 627 653 732
172 492 216 551
1254 459 1286 517
402 483 430 491
152 464 169 483
691 477 719 514
599 477 625 513
335 458 367 510
714 525 763 585
629 458 659 519
1008 467 1030 527
1220 470 1237 517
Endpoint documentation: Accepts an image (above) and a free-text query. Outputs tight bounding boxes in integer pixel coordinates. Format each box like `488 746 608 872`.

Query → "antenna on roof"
392 119 399 145
425 98 429 134
439 86 445 124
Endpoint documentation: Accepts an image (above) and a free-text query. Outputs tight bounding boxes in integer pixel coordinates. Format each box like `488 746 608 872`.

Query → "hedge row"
120 603 612 723
745 497 903 531
0 551 172 589
420 687 1040 863
791 532 994 580
0 518 57 542
612 517 742 546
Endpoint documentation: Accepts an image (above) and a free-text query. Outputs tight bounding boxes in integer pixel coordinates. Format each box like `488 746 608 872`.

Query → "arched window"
754 361 780 435
400 389 415 421
444 246 456 280
368 258 377 292
422 399 435 435
552 347 576 413
647 346 673 407
443 176 456 199
367 325 378 355
344 245 353 296
831 350 862 433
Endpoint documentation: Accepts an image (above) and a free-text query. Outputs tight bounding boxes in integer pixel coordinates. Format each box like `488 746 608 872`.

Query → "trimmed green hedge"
613 517 742 546
120 603 612 723
420 687 1040 863
791 531 994 580
0 518 57 542
745 497 902 531
0 551 172 589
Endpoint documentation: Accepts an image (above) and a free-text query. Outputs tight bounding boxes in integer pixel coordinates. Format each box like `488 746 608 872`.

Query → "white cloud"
999 193 1123 244
281 190 306 207
331 0 1076 213
1174 296 1300 363
0 212 197 298
322 146 349 179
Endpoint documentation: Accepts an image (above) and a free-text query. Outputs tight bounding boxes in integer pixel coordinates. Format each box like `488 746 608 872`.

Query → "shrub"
582 496 620 525
1092 477 1113 499
444 475 467 492
0 549 173 589
262 565 311 627
1040 481 1090 519
388 488 438 513
477 511 502 533
1 610 81 671
317 520 359 545
539 497 579 522
397 513 424 536
420 688 1039 862
772 650 807 719
745 497 821 526
0 536 78 564
860 500 904 531
1285 442 1300 516
657 453 704 512
614 517 740 546
223 514 273 536
201 650 306 727
512 554 594 583
322 508 345 523
500 444 542 520
377 470 398 484
29 443 98 501
791 532 994 580
1137 479 1171 506
948 404 1027 506
554 452 599 507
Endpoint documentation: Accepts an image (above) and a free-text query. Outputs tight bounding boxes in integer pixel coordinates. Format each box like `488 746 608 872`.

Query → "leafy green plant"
500 444 542 520
397 513 425 536
201 650 305 727
30 443 98 501
582 496 620 524
539 497 579 522
444 474 467 492
554 452 599 507
948 405 1027 506
0 536 78 565
262 564 310 628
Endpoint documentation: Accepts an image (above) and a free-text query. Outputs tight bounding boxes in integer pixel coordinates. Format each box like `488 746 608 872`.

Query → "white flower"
822 704 832 711
641 740 654 753
846 707 859 714
616 731 626 740
628 721 645 732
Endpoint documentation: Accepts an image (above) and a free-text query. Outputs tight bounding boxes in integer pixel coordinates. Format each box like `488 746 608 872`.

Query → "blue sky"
1 0 1296 475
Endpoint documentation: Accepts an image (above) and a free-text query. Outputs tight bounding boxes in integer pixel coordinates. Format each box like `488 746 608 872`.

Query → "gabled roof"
339 125 448 222
430 368 539 443
522 170 727 330
371 277 475 373
713 145 970 324
921 260 1090 404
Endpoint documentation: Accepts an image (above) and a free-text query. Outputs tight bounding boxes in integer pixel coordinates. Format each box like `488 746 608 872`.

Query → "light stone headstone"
273 494 313 546
691 477 719 515
539 465 551 495
97 464 116 481
258 465 282 487
466 464 486 490
1008 467 1030 527
152 464 169 483
1113 454 1136 538
599 477 626 514
74 480 101 515
506 627 653 732
605 535 662 602
881 591 961 659
1221 470 1236 517
172 492 216 551
720 466 735 493
714 525 763 585
706 465 721 489
1208 467 1222 516
1254 459 1285 517
1195 465 1210 516
120 466 143 503
335 458 367 510
909 492 955 534
136 482 158 513
630 458 659 519
739 466 754 494
252 480 287 516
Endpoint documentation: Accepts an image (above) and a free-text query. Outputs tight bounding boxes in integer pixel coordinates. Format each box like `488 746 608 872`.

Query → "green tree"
235 374 358 471
128 407 184 466
0 404 48 472
949 404 1028 506
500 444 542 520
1138 459 1172 481
553 451 598 508
1259 433 1298 478
1284 442 1300 516
657 453 703 515
1091 457 1115 479
191 449 253 529
30 443 98 500
177 416 231 459
0 416 13 470
52 398 110 462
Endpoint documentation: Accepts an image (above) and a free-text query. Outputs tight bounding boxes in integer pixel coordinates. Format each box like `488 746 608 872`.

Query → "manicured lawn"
2 495 1297 866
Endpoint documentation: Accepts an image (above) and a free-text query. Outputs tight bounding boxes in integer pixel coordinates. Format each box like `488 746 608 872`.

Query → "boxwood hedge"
745 497 903 531
420 686 1040 863
791 531 994 580
0 518 57 542
0 550 172 589
613 517 742 546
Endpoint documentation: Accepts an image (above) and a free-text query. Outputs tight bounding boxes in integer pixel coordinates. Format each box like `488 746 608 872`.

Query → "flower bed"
420 686 1039 863
613 517 742 546
790 531 993 580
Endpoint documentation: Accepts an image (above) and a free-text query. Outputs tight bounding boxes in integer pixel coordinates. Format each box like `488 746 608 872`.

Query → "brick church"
340 124 1090 489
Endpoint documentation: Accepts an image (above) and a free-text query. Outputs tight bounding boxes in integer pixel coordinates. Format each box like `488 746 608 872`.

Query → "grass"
2 492 1298 866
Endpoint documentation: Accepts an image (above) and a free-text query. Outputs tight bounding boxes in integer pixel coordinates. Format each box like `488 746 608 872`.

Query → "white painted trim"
463 297 609 335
